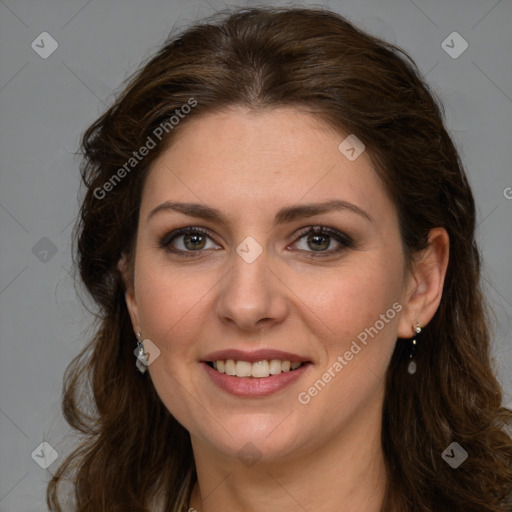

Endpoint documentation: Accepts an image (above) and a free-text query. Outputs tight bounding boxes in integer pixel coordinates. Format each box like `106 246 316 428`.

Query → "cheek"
295 268 403 422
304 267 404 409
301 258 403 342
132 254 212 424
133 252 219 358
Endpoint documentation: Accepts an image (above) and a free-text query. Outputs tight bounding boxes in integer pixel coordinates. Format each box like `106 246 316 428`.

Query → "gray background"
0 0 511 510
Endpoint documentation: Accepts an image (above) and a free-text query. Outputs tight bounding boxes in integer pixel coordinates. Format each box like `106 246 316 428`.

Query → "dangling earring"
407 322 422 375
135 332 148 374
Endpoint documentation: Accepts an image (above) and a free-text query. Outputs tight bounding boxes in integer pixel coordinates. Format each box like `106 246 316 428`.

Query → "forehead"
140 107 393 224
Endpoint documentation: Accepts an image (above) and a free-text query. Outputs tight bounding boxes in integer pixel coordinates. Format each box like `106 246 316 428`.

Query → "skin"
119 107 449 512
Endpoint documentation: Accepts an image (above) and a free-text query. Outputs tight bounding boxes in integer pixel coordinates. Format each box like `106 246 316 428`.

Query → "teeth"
225 359 236 376
235 360 252 377
211 359 304 378
252 360 269 378
269 359 282 375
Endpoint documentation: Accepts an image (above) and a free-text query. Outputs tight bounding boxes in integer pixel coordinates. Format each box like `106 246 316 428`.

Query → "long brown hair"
47 6 512 511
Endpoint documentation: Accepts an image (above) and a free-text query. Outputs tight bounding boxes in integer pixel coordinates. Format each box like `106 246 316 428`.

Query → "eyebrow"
147 199 372 226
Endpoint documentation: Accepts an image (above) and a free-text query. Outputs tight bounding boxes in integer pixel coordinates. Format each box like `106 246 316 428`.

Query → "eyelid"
290 225 355 254
159 225 354 256
158 226 220 251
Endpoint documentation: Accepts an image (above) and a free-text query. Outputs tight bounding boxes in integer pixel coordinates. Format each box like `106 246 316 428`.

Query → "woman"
47 6 512 512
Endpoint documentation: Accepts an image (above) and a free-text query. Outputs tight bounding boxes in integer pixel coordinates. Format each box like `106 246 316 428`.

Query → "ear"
117 254 140 334
397 227 450 338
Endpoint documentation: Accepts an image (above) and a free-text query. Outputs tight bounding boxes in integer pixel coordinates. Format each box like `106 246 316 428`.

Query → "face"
123 107 418 463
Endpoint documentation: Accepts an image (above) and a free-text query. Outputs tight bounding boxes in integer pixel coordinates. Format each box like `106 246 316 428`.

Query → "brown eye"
182 232 207 250
292 226 354 256
307 232 331 251
159 227 220 255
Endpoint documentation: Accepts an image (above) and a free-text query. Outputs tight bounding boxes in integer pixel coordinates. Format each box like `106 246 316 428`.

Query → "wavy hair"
47 6 512 511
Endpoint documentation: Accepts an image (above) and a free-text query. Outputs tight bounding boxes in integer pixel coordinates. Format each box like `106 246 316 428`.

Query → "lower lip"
202 362 310 397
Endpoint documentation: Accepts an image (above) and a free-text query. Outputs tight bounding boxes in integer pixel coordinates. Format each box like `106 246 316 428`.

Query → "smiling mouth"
205 359 307 378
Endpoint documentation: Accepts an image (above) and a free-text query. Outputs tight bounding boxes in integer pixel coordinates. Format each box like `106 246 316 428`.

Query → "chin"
191 412 310 462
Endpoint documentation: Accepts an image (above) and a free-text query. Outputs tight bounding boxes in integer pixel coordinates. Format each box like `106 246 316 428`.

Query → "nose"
215 247 289 333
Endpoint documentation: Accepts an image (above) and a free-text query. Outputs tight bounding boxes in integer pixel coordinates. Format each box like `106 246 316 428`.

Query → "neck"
189 394 387 512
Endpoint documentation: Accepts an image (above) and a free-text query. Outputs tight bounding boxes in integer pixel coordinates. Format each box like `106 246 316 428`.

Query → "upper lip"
202 349 310 363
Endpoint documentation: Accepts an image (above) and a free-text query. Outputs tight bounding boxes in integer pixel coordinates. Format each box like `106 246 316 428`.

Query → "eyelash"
159 225 354 259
